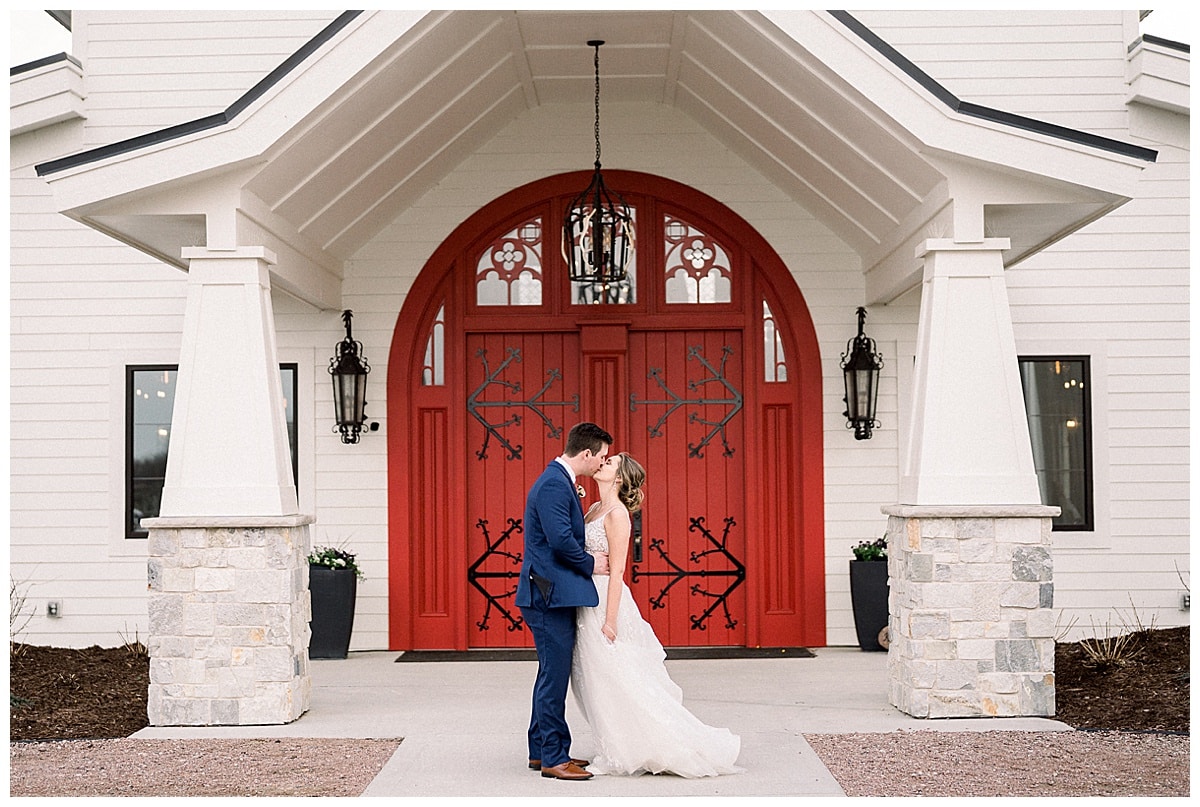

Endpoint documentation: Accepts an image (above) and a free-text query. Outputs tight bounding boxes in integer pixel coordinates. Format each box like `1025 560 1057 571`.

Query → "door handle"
632 510 643 563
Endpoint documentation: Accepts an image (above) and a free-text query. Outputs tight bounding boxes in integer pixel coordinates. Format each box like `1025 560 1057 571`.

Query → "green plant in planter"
850 535 889 651
852 536 887 562
307 545 365 580
308 544 363 659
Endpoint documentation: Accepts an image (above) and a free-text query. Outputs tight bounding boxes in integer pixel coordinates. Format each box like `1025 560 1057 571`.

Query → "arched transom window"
476 218 543 306
664 216 732 304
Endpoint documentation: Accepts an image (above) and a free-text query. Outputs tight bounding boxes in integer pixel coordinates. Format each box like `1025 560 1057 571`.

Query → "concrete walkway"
133 647 1072 797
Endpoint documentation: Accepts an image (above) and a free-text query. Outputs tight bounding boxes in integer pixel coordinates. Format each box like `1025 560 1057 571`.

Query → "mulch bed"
9 626 1190 741
10 643 151 741
1053 625 1189 733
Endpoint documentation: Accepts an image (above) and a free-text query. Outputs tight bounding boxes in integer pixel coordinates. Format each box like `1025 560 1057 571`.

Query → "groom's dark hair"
564 422 613 457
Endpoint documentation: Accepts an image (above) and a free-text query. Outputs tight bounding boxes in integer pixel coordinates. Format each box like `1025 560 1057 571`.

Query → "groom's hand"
591 552 610 575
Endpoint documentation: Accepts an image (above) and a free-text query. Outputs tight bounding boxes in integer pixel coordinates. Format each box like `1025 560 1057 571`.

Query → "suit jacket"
515 461 598 609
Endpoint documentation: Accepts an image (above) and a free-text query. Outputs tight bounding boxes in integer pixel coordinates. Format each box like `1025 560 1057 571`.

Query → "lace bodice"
583 505 625 554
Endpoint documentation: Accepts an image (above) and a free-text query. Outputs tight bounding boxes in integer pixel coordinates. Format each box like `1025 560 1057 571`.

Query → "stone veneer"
143 516 313 726
882 505 1059 718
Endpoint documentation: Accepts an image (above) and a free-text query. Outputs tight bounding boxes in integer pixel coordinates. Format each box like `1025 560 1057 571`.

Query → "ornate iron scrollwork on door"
467 347 580 460
630 514 745 631
467 517 525 633
630 345 743 457
685 516 745 631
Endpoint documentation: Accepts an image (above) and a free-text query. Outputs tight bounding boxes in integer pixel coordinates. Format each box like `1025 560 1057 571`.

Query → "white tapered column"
900 238 1041 506
159 246 298 517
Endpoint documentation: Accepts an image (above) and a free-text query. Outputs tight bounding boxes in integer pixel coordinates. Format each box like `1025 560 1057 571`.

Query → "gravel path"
805 730 1189 797
8 738 402 797
9 731 1188 797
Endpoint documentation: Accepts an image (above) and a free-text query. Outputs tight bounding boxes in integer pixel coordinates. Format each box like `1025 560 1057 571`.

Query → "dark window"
1018 357 1093 531
127 366 175 538
280 365 298 489
127 364 298 538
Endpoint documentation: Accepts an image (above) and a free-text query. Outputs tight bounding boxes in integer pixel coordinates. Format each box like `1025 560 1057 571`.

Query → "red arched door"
389 171 824 650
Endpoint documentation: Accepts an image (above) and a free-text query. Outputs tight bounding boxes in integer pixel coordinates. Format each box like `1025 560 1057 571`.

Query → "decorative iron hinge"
630 514 744 631
467 517 525 633
467 347 580 461
630 345 742 457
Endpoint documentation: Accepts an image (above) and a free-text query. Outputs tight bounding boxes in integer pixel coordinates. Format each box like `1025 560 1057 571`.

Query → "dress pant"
520 595 577 768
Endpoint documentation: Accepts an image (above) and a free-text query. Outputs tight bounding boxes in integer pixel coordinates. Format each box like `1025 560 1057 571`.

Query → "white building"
9 10 1189 722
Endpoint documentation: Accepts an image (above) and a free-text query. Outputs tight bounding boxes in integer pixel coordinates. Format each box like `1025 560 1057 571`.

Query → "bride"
571 452 742 777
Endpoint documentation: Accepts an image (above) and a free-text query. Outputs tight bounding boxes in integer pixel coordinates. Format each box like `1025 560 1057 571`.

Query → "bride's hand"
601 622 617 642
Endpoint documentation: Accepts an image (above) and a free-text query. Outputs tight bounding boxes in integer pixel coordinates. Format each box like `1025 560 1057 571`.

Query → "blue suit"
516 460 597 768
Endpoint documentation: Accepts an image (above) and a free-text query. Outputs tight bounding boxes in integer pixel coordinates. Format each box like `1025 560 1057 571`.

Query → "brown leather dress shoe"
540 761 593 780
529 757 589 770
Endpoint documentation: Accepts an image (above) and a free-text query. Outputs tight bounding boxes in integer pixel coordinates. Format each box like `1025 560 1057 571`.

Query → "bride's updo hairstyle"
615 453 646 513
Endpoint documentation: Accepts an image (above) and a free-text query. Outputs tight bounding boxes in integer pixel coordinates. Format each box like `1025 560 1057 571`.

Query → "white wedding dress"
571 509 742 777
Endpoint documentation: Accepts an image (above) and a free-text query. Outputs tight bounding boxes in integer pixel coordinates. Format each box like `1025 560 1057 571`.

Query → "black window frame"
126 363 299 539
1017 355 1094 532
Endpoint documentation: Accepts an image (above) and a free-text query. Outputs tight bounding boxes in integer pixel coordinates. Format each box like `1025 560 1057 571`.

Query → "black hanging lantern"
841 306 883 440
329 309 370 444
563 40 635 285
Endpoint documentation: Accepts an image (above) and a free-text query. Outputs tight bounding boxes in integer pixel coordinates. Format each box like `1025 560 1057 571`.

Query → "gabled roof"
33 10 1155 307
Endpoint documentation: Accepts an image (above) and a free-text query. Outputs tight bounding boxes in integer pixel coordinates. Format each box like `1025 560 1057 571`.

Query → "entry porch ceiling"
249 9 943 261
41 10 1149 307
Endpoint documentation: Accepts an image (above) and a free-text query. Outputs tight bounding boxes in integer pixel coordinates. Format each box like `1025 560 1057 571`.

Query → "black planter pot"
309 566 357 659
849 560 889 652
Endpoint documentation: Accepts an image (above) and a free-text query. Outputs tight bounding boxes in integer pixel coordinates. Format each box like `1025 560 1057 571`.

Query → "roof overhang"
31 10 1155 308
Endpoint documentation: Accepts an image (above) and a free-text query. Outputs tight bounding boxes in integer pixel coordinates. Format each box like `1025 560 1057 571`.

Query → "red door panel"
465 331 582 648
626 330 746 647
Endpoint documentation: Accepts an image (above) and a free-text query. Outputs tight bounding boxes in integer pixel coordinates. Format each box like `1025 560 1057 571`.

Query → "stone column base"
882 505 1058 718
144 516 313 726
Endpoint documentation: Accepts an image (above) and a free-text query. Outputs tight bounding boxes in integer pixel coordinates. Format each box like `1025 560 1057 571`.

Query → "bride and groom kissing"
516 422 742 780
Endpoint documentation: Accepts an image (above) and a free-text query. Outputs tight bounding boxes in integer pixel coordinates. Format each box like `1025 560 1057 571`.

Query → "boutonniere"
576 484 586 499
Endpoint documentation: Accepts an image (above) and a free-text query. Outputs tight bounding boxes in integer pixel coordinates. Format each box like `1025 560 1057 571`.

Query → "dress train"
570 512 742 777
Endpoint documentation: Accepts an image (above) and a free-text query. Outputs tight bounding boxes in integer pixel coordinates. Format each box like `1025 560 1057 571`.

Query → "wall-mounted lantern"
329 309 370 444
841 306 883 440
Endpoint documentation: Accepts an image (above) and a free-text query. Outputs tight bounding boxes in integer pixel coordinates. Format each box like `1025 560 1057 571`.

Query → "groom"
516 422 613 781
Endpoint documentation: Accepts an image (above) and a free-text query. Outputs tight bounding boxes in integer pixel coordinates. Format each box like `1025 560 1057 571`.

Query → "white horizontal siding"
850 9 1134 135
10 116 189 648
1053 547 1190 631
1109 463 1188 483
11 558 153 649
1009 116 1189 641
73 10 339 148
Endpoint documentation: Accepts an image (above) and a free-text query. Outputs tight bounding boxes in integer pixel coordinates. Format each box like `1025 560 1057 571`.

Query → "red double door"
466 327 746 648
390 171 824 650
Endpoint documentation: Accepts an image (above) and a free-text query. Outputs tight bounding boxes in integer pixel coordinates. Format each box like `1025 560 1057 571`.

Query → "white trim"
142 515 313 528
895 338 915 489
882 504 1058 518
40 10 415 208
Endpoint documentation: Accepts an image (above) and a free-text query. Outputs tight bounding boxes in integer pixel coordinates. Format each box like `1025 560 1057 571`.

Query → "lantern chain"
593 41 602 167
